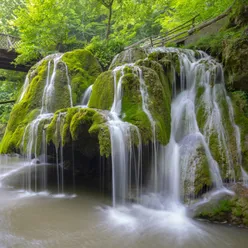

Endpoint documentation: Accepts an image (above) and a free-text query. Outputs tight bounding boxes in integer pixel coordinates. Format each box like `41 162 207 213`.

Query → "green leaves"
0 69 25 124
0 0 235 65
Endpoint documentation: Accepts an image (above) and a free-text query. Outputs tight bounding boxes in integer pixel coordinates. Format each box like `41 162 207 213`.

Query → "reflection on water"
0 156 248 248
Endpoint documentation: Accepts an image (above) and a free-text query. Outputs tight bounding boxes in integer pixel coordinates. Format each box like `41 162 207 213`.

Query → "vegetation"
0 0 234 67
0 70 25 139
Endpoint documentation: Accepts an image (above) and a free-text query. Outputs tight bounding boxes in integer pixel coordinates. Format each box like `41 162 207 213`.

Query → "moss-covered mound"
62 49 102 104
109 47 147 70
89 63 172 145
194 184 248 227
182 146 212 200
0 49 102 154
46 107 110 158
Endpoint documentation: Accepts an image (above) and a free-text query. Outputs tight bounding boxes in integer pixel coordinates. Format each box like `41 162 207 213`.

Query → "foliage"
85 37 125 69
0 70 25 124
160 0 233 31
0 0 237 65
0 0 24 35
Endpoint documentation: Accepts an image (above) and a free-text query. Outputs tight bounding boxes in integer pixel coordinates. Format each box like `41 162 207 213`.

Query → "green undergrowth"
231 92 248 173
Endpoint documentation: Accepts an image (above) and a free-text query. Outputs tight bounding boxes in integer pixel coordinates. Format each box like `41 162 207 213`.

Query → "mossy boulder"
0 49 102 154
231 91 248 173
89 63 171 145
182 146 212 201
109 47 147 70
46 107 110 158
62 49 102 104
194 184 248 227
88 71 114 110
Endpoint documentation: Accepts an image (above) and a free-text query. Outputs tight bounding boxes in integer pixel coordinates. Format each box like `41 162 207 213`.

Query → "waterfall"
81 85 93 106
18 74 29 102
108 65 142 207
41 54 73 114
15 53 74 193
54 112 66 194
134 67 158 192
107 47 242 208
3 46 247 206
147 48 244 202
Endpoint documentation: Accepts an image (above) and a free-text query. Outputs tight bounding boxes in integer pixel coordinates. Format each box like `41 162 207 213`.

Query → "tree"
14 0 88 64
98 0 115 39
0 0 25 35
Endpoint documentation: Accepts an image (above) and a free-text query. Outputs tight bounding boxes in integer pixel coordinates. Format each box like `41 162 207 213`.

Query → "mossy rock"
224 36 248 91
182 146 212 201
0 59 48 154
194 184 248 227
231 91 248 173
46 107 111 158
89 64 171 145
0 49 102 154
109 47 147 70
62 49 102 105
194 76 242 180
88 71 114 110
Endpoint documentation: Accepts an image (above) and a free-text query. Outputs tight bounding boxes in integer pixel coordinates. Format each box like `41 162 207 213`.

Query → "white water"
108 65 142 207
3 47 248 212
15 53 74 193
1 47 248 246
107 47 246 210
134 66 158 192
41 54 73 114
18 74 29 102
81 85 93 106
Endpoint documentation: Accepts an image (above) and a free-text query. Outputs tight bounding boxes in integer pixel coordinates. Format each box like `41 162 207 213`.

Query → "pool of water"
0 156 248 248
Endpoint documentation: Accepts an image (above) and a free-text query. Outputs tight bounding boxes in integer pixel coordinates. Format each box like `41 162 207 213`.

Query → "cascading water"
18 74 30 102
108 65 142 207
81 84 93 106
1 46 248 247
2 47 247 208
146 48 244 204
107 47 244 210
11 54 74 193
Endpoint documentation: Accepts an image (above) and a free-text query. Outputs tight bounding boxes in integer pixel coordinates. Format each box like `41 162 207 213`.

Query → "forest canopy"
0 0 233 65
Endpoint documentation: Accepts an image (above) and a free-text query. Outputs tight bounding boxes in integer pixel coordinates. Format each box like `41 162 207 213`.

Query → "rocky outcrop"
194 184 248 227
0 49 102 154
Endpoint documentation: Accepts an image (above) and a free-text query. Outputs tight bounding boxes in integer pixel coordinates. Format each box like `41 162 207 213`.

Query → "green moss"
95 125 111 157
121 73 152 144
46 107 111 157
109 48 146 70
194 147 212 197
195 195 248 227
88 71 114 110
121 66 171 145
183 145 212 200
231 92 248 173
0 60 48 154
62 49 102 105
196 198 234 221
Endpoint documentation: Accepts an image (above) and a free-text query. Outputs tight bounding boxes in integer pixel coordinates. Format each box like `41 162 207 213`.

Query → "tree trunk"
106 6 112 40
